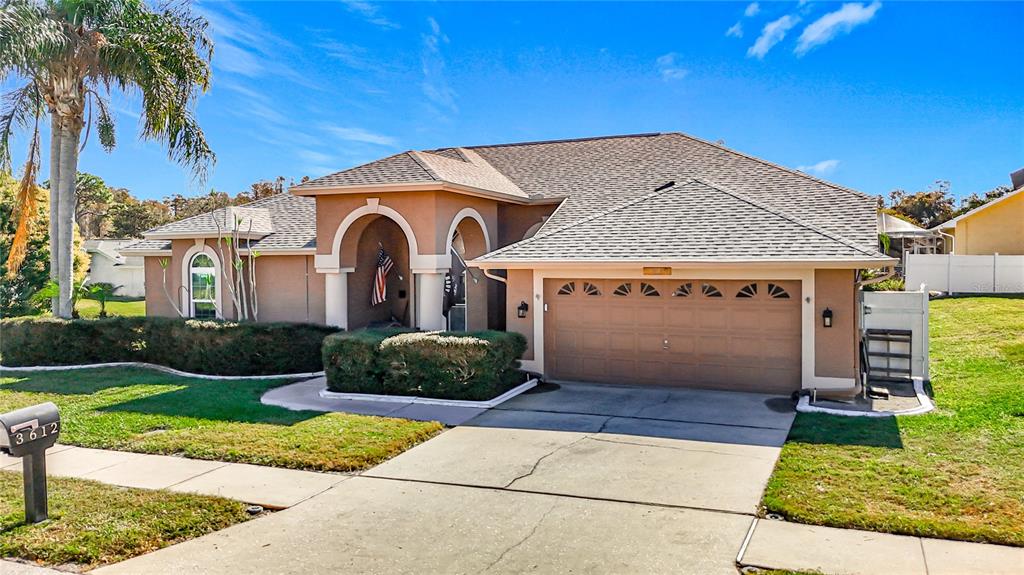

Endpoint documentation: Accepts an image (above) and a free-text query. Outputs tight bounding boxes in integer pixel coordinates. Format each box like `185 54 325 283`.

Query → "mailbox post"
0 402 61 523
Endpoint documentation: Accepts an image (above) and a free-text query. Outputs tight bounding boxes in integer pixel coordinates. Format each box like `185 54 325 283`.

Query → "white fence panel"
863 290 929 380
905 254 1024 293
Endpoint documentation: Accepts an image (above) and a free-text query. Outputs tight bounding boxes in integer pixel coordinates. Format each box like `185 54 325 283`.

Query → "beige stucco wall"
143 241 324 324
497 203 558 246
952 192 1024 255
347 216 412 329
505 269 535 360
814 268 858 380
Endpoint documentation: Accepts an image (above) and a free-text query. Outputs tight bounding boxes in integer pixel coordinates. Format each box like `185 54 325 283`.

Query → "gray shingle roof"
136 192 316 251
469 133 878 250
120 238 171 253
294 152 435 188
477 179 887 263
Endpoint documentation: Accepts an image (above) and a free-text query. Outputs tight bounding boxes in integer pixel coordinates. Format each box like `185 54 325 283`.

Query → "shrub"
0 316 337 376
863 277 906 292
324 329 527 401
321 328 410 393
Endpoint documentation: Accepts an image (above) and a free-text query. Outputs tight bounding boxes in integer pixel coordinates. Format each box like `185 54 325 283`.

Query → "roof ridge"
406 150 441 181
464 132 664 150
691 177 878 257
481 179 687 259
666 132 872 202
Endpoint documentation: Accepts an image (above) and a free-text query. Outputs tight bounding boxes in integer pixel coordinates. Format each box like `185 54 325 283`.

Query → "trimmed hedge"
1 316 338 376
323 329 527 401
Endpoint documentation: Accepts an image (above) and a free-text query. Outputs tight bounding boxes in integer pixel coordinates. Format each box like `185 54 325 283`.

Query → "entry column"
324 270 349 328
415 272 446 331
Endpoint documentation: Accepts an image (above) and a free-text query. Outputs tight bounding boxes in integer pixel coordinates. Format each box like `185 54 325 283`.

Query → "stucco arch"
446 207 492 256
328 200 421 269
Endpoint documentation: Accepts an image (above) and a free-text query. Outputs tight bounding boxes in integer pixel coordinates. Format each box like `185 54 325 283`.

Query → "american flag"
371 247 394 306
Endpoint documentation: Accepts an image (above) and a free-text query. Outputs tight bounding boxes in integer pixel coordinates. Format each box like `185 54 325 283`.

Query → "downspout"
482 269 507 284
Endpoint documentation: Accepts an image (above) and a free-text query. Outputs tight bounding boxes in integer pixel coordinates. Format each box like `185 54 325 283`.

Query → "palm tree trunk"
56 119 81 318
48 113 62 315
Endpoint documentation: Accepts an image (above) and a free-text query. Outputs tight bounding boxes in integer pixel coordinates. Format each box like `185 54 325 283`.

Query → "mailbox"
0 402 60 523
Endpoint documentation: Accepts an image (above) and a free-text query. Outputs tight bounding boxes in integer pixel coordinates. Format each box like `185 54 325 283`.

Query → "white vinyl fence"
862 290 929 380
905 253 1024 294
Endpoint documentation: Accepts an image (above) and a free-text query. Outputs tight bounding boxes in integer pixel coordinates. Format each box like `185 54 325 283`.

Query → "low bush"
863 277 906 292
325 329 528 401
0 316 337 376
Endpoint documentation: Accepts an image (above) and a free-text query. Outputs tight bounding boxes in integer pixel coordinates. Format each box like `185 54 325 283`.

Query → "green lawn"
763 297 1024 546
0 472 251 569
76 297 146 318
0 367 442 472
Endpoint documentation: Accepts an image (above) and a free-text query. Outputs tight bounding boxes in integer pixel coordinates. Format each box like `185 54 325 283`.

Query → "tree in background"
1 0 215 318
883 181 956 229
73 172 112 238
107 197 170 237
957 185 1009 215
0 171 49 316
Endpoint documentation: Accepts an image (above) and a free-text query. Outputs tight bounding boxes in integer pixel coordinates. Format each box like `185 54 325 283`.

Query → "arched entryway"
447 212 491 331
342 215 412 329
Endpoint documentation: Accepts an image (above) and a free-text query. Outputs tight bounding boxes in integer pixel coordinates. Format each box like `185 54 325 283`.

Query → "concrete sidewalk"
739 519 1024 575
0 445 346 509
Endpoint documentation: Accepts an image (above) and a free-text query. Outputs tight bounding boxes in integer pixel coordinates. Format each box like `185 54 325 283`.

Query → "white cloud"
795 2 882 56
725 22 743 38
744 2 760 17
655 53 689 81
421 17 457 116
340 0 399 30
323 126 397 147
797 159 840 175
747 14 801 59
297 149 335 164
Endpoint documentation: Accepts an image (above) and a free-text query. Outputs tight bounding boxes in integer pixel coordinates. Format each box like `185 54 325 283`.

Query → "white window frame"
181 242 223 319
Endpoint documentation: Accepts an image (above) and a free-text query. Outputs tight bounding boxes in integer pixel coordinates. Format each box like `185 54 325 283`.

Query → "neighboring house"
876 212 945 275
123 132 893 396
83 239 146 297
933 175 1024 255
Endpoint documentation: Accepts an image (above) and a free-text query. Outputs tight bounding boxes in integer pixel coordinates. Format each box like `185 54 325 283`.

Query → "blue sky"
12 1 1024 201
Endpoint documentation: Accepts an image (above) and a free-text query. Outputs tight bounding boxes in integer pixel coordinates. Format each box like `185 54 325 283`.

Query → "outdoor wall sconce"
517 301 529 318
822 307 834 328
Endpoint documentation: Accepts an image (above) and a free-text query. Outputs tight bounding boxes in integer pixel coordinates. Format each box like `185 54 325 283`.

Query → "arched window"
736 283 758 298
189 253 218 319
767 283 790 299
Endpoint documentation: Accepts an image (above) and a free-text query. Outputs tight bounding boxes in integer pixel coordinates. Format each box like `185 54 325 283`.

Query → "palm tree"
1 0 215 317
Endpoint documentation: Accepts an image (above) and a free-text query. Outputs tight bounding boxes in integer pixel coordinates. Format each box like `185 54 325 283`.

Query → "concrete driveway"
95 383 795 575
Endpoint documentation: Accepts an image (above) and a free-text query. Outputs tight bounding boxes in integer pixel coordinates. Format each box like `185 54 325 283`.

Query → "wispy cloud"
744 2 760 17
725 22 743 38
796 2 882 56
316 40 378 71
421 17 457 117
340 0 399 30
323 126 397 147
655 53 689 81
748 14 801 59
297 149 335 165
797 159 840 175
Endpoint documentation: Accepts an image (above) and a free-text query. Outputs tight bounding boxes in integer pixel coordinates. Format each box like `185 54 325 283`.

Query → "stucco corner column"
324 270 351 329
415 271 446 331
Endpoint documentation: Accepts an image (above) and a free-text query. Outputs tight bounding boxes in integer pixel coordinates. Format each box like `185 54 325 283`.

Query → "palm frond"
0 82 44 173
0 0 68 78
5 121 42 277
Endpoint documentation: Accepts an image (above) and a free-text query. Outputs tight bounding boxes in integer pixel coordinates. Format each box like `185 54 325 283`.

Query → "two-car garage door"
543 278 802 394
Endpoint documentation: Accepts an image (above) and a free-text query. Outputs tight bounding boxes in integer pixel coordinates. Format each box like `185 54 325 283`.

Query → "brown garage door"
544 279 801 394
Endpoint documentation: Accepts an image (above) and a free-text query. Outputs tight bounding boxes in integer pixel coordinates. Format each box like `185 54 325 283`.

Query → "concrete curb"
318 378 538 408
0 362 324 381
796 378 935 417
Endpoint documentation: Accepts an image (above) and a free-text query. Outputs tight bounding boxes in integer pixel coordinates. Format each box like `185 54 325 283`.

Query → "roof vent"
654 181 675 192
1011 168 1024 190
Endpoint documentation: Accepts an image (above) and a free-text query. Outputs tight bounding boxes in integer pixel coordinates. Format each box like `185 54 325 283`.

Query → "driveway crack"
478 502 557 573
504 436 587 488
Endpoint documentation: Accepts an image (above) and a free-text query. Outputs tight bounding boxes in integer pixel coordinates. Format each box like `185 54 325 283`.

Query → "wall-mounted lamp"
822 307 833 328
517 301 529 318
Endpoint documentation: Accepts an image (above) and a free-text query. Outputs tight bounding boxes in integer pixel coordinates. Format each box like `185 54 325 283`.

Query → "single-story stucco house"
123 132 894 396
933 175 1024 255
83 239 146 297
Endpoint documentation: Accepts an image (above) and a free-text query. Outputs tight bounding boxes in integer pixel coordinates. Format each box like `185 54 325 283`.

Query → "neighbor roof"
293 132 877 251
475 179 888 264
122 192 316 253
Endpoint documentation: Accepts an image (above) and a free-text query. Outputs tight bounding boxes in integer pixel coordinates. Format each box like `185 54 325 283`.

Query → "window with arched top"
583 282 601 296
701 283 723 298
640 282 660 297
557 282 576 295
613 282 632 296
189 253 218 319
767 283 790 299
672 283 693 297
736 283 758 298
